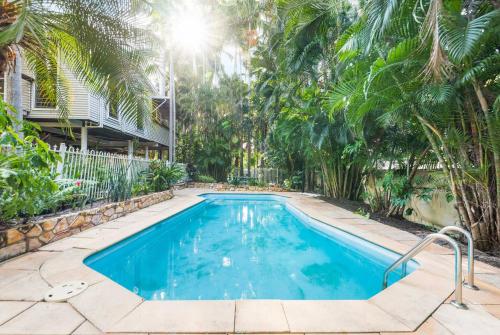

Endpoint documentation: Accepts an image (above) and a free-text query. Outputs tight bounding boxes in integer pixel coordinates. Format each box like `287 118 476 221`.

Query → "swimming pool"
84 193 417 300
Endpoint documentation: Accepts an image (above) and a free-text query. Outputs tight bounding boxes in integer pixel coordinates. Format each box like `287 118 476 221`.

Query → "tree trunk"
10 47 23 137
473 81 500 242
247 134 251 177
239 148 244 177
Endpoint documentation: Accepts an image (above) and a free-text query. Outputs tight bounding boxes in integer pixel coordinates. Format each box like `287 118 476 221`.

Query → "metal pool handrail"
382 233 467 309
439 226 478 290
391 226 477 290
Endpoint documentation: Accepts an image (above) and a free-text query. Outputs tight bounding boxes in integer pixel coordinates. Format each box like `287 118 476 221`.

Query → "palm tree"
335 0 500 247
248 0 499 248
0 0 157 127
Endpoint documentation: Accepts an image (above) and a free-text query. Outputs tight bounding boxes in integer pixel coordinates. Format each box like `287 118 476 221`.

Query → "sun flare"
170 6 210 54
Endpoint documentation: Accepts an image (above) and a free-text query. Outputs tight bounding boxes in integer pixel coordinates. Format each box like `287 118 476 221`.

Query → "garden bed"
187 182 287 192
0 190 173 262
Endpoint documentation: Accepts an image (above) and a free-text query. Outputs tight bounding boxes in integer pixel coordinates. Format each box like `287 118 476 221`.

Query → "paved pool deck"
0 188 499 335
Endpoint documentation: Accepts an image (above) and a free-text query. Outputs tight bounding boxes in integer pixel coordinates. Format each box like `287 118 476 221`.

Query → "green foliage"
131 174 152 197
108 169 132 203
228 176 241 186
196 174 216 183
0 101 60 223
129 162 185 197
185 163 198 181
146 161 185 192
0 0 157 122
247 177 258 186
175 55 256 181
354 207 370 219
283 173 303 190
242 0 500 249
43 179 90 213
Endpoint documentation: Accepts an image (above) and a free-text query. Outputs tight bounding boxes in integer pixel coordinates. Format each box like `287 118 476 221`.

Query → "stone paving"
0 188 498 334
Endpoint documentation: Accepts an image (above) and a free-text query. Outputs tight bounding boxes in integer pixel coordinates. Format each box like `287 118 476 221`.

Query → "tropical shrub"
146 161 185 192
0 101 60 223
237 0 500 249
228 175 242 186
257 180 268 188
108 168 132 202
185 163 198 181
363 171 437 218
0 0 156 122
196 174 216 183
131 175 151 197
283 173 303 191
43 179 89 213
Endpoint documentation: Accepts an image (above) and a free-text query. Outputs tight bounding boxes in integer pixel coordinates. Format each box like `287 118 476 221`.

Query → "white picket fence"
52 144 184 201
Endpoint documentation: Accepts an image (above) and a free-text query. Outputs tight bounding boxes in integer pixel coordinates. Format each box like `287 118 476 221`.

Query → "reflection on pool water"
84 193 417 300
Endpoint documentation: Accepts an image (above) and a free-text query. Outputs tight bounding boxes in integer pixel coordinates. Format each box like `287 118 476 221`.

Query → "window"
33 82 56 108
108 100 119 119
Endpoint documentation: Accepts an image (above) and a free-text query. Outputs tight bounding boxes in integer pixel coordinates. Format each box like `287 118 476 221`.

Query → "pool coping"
37 189 459 333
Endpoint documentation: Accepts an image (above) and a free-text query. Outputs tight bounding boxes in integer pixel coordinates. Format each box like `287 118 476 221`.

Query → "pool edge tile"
107 300 235 333
282 300 411 333
235 300 289 333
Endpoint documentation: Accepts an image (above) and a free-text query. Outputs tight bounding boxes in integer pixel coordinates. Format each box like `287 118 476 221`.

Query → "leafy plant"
0 101 60 223
257 180 268 188
228 175 241 186
146 161 185 192
131 174 151 197
354 207 370 219
291 173 303 190
185 163 198 181
0 0 156 122
108 168 132 202
196 174 216 183
283 172 304 191
247 177 258 186
43 179 89 213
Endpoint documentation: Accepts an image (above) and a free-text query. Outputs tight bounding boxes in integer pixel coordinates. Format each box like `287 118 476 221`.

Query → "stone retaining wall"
0 190 173 262
187 182 287 192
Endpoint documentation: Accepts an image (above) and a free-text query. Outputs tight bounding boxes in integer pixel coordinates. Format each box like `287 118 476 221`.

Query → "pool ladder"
382 226 479 310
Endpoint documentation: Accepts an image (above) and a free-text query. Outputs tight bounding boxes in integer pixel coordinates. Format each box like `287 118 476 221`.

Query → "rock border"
186 182 287 192
0 190 174 262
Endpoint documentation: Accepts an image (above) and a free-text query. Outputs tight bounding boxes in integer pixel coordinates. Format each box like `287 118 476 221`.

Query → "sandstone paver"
0 302 35 326
0 271 51 301
0 251 57 270
68 280 143 331
381 317 453 335
371 270 453 329
282 300 409 333
109 300 235 333
432 303 500 335
235 300 289 333
71 320 102 335
0 302 85 335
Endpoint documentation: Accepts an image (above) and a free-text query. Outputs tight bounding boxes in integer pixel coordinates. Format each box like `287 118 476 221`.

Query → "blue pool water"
84 193 417 300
